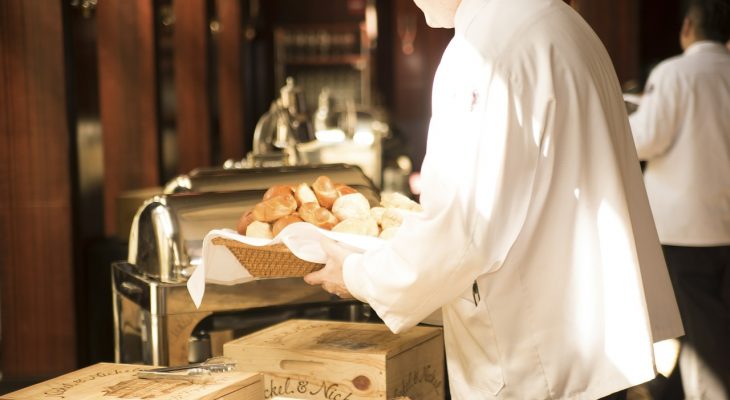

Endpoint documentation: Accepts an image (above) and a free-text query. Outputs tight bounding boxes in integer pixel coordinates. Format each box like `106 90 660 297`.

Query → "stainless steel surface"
113 261 370 366
128 190 265 283
251 77 313 166
298 109 388 187
163 163 377 195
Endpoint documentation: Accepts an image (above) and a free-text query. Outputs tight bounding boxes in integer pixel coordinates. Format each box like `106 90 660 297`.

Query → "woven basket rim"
212 237 323 278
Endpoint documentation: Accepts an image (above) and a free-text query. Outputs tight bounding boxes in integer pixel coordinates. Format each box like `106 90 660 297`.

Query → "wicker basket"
211 237 323 278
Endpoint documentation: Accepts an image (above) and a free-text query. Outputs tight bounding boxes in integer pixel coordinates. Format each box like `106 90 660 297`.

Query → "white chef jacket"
343 0 685 398
629 41 730 246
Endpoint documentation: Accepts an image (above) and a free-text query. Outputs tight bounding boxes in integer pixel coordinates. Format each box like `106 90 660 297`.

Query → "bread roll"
332 193 371 221
236 210 255 235
252 194 297 222
335 184 358 196
379 227 399 240
332 217 379 237
263 184 293 201
312 176 338 209
369 206 386 225
293 182 318 207
299 202 339 230
380 208 404 230
381 192 422 212
272 214 303 236
246 221 273 239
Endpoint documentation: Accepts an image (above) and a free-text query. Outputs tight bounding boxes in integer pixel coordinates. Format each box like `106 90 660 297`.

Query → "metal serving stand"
113 164 380 366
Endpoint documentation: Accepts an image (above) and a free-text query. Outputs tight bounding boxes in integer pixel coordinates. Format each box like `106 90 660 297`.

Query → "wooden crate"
224 320 444 400
0 363 263 400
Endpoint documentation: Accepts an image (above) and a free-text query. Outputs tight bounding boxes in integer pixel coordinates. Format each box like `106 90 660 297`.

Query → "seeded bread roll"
293 182 318 207
332 217 379 237
312 176 338 209
299 202 339 230
246 220 273 239
236 210 255 235
252 194 297 222
272 214 303 236
263 184 293 201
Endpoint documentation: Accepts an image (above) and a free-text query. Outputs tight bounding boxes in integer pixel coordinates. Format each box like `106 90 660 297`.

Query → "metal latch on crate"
137 356 238 384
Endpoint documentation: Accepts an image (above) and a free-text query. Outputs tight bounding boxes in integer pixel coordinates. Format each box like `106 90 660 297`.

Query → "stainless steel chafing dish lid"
128 190 266 283
164 163 376 194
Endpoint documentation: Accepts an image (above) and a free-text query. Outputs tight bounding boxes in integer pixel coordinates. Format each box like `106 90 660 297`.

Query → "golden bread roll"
263 184 293 201
293 182 318 207
335 184 358 196
272 214 304 236
380 192 423 212
299 202 339 230
332 217 379 237
252 194 297 222
332 192 371 221
378 227 399 240
380 208 404 230
246 220 273 239
236 210 255 235
312 175 338 209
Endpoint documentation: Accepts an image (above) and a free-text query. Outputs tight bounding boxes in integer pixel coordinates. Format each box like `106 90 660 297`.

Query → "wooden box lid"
225 319 442 358
0 363 263 400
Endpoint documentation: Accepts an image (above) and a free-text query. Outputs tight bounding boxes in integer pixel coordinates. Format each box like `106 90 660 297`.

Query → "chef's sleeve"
341 65 537 334
628 64 681 160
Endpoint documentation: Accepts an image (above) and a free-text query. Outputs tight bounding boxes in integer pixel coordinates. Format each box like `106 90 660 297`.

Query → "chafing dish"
164 163 375 195
114 164 379 367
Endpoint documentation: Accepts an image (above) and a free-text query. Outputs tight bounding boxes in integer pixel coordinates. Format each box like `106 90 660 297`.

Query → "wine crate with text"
224 319 444 400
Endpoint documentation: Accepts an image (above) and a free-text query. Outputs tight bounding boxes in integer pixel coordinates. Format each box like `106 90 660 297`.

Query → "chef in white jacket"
628 0 730 398
306 0 684 398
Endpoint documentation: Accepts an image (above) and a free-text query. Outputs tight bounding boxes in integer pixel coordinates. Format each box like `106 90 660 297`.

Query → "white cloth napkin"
187 222 385 308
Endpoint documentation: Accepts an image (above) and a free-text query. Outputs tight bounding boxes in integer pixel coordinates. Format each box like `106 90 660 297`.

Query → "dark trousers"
662 245 730 399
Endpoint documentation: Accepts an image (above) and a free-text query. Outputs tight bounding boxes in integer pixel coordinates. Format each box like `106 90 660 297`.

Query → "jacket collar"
684 41 729 56
455 0 488 34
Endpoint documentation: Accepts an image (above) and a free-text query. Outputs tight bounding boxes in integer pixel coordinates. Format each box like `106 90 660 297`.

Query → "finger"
322 282 336 295
303 268 325 285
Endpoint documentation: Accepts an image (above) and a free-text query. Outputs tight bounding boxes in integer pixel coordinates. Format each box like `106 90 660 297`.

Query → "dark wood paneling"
571 0 640 85
274 0 365 24
97 0 160 236
640 0 683 79
174 0 212 173
216 0 247 160
0 0 77 378
390 0 452 170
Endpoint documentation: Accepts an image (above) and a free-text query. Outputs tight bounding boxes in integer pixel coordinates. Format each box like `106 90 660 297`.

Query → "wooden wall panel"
216 0 247 160
390 0 452 170
97 0 160 236
640 0 683 77
174 0 212 173
570 0 640 85
0 0 77 378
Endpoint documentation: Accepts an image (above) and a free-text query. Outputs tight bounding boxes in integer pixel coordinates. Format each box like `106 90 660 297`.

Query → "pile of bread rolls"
237 175 422 240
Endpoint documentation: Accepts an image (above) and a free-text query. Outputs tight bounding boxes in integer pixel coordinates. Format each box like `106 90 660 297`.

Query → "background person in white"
628 0 730 398
306 0 684 398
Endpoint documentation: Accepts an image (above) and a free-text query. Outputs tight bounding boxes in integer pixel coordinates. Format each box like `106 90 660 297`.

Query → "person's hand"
304 237 355 298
